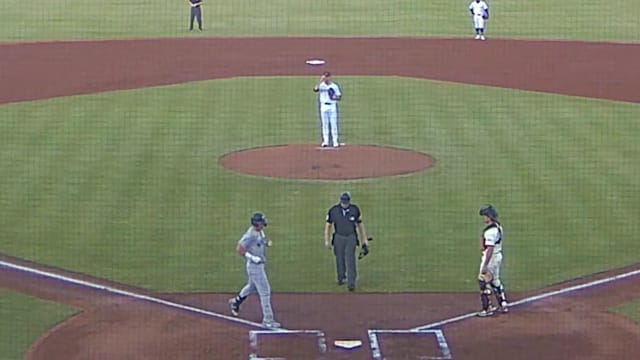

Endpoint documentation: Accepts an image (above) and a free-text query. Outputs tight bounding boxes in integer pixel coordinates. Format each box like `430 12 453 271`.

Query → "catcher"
477 204 509 317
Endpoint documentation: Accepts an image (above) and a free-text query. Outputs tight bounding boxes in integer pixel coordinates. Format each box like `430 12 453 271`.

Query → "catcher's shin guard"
490 282 507 306
478 280 492 310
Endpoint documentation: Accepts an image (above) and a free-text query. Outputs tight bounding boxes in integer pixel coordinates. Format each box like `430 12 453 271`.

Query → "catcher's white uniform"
478 220 509 316
469 0 489 40
480 223 503 283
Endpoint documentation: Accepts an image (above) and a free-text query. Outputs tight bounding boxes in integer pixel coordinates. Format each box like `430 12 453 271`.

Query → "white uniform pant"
473 14 485 29
479 251 503 287
239 262 275 323
320 104 339 146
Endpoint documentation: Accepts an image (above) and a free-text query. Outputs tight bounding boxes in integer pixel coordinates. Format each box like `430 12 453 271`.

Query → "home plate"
334 340 363 349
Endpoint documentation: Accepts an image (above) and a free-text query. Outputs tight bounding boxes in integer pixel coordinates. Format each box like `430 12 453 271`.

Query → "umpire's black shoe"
348 286 355 292
337 278 346 286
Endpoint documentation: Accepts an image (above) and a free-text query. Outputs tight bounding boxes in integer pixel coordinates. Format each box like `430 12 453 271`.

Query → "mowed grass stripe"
0 77 638 292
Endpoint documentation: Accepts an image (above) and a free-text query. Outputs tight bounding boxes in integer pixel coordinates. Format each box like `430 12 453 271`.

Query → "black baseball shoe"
348 286 355 292
337 278 346 286
228 298 240 316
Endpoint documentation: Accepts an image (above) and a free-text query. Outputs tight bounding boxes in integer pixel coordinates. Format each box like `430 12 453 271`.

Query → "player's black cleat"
228 298 240 316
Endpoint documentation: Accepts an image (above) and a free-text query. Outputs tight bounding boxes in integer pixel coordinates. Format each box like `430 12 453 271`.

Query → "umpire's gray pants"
333 234 358 288
190 7 202 30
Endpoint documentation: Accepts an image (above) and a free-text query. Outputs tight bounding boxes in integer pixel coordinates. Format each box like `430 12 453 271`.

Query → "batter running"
228 212 280 328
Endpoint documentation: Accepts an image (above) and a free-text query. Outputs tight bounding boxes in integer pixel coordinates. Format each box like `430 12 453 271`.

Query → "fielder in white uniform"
477 204 509 317
313 71 342 147
469 0 489 40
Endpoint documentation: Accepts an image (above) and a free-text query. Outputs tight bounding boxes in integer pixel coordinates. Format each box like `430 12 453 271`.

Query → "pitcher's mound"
219 144 434 180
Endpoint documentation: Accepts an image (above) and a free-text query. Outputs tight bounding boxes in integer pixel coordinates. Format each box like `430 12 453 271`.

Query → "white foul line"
0 260 289 332
411 267 640 331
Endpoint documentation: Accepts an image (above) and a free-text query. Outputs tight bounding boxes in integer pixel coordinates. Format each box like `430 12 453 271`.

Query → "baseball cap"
340 192 351 202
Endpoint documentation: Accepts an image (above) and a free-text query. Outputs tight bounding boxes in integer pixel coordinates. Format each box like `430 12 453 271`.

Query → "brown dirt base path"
1 38 639 104
0 37 639 359
1 256 640 359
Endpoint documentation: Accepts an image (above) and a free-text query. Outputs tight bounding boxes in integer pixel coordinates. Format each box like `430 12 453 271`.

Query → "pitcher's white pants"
320 104 339 146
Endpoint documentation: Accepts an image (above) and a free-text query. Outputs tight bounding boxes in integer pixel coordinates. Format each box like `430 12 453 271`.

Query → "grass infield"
0 77 638 293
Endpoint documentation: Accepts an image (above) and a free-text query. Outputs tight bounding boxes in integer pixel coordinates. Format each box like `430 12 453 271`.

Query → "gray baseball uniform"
227 216 280 328
237 227 275 323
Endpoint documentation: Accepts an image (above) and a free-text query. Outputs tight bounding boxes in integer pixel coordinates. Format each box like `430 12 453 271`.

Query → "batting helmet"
251 212 268 227
479 204 498 220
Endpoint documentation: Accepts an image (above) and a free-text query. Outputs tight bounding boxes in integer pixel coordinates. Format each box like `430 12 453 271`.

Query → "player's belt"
324 102 334 105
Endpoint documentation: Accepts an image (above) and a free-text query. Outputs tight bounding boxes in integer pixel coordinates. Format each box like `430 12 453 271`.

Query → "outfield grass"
0 289 77 359
0 77 638 293
0 0 638 42
610 300 640 324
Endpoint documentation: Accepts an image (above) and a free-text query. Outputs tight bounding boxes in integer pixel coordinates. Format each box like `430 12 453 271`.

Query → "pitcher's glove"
358 244 369 260
483 13 489 20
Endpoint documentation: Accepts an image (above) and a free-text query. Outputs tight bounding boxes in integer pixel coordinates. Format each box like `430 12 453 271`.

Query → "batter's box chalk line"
368 329 453 360
249 329 327 360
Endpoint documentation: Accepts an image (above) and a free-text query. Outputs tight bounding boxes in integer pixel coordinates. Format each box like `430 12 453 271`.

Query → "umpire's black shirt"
326 204 361 236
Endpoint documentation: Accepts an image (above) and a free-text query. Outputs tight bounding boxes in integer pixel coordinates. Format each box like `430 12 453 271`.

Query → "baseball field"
0 1 639 359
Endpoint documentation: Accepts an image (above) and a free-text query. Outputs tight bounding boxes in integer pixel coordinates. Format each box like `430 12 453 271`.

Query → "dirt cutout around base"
0 256 638 360
219 144 434 180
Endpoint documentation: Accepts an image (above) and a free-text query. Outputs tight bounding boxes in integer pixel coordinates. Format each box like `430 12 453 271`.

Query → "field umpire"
324 192 371 291
187 0 203 31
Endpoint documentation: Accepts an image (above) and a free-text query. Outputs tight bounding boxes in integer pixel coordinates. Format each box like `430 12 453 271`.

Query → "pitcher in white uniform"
313 71 342 147
477 204 509 317
469 0 489 40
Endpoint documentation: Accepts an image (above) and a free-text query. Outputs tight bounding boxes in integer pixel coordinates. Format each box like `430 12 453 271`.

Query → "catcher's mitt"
358 244 369 260
478 271 493 282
